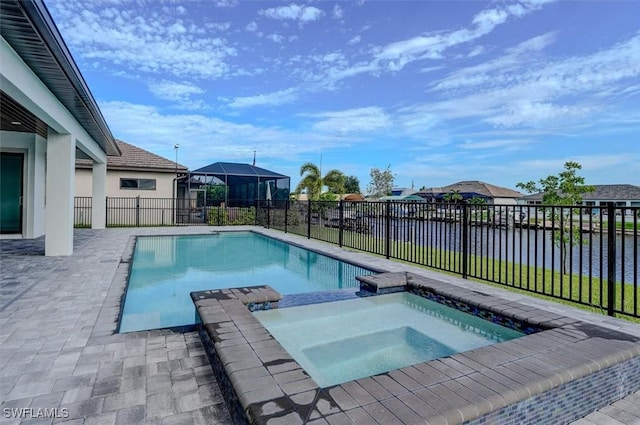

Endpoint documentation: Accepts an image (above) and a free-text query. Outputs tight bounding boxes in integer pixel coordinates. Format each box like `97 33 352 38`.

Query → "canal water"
369 219 639 284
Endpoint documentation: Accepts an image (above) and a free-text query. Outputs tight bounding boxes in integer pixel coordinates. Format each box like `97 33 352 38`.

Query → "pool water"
119 232 374 332
254 292 524 387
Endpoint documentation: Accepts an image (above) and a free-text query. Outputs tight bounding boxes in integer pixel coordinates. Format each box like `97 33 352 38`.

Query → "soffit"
0 0 120 156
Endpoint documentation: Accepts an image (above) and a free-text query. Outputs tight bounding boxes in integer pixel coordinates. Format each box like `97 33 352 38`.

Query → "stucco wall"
75 169 176 198
492 197 518 205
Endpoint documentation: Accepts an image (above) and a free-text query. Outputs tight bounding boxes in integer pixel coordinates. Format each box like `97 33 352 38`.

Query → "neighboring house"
1 0 120 255
75 140 188 198
391 187 418 197
291 193 365 202
186 162 290 207
379 195 425 201
520 184 640 209
418 181 523 205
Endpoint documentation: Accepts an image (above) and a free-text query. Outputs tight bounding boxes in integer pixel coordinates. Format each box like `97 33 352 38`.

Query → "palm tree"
295 162 346 200
468 196 487 206
443 190 463 204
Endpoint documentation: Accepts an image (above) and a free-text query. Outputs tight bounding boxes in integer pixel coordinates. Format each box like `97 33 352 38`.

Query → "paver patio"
1 227 640 424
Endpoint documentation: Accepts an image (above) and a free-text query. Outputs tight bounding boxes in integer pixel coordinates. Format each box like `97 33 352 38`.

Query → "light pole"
174 144 179 176
173 144 179 224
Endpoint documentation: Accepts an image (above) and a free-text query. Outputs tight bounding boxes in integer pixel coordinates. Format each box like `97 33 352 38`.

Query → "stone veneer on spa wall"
191 273 640 425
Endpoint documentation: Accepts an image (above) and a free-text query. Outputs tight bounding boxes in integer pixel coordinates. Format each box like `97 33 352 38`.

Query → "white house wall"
1 37 109 255
75 170 176 198
493 197 518 205
74 169 94 197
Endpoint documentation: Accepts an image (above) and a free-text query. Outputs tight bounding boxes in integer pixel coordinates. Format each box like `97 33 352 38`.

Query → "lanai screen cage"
181 162 290 208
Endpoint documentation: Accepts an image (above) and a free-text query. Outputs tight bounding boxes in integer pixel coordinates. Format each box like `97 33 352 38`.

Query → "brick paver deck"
2 226 640 424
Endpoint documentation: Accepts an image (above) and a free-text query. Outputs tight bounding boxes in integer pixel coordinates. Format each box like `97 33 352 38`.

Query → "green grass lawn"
281 223 640 321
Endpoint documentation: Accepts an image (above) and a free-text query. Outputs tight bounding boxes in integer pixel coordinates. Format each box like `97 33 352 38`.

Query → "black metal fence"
74 197 640 318
74 196 273 227
271 200 639 319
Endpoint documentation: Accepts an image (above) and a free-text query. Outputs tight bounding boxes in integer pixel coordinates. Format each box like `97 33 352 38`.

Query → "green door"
1 153 23 234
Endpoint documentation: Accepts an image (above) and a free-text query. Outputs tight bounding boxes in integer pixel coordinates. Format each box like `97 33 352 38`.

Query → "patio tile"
3 227 640 425
344 407 378 425
361 402 404 425
324 412 356 425
371 375 409 397
340 381 376 406
61 386 94 405
175 392 204 413
5 380 56 402
114 405 145 425
353 377 392 402
83 412 117 425
161 412 194 425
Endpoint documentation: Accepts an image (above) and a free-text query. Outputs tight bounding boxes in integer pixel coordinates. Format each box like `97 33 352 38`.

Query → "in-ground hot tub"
192 272 640 425
254 292 525 387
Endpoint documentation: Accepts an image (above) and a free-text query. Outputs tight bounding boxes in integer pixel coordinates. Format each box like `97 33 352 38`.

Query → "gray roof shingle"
419 181 522 199
521 184 640 201
76 140 188 173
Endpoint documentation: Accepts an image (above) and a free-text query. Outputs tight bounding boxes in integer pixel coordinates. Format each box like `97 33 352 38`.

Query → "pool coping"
191 273 640 425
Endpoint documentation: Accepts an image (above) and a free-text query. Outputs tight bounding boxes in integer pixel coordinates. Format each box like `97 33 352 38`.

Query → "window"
120 178 156 190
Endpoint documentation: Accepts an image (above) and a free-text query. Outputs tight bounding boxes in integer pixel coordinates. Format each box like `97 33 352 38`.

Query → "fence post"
136 196 140 227
267 201 271 229
255 201 259 226
385 200 391 259
462 203 469 279
105 196 109 228
307 200 311 239
338 200 344 247
284 200 289 233
607 203 617 316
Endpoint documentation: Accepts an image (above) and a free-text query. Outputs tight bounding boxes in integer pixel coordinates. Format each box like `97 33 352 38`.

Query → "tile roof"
76 140 188 173
419 181 522 199
521 184 640 201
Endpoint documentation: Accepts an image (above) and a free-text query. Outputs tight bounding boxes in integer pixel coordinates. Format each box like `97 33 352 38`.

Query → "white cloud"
212 0 238 8
204 22 231 32
227 88 298 108
303 0 557 89
373 0 557 72
487 102 594 128
332 5 344 20
472 8 509 32
148 80 204 102
246 21 258 32
47 0 237 80
459 139 533 150
99 101 360 168
415 32 640 130
305 107 392 134
517 154 632 174
347 35 361 45
267 34 285 43
467 45 485 58
259 4 325 23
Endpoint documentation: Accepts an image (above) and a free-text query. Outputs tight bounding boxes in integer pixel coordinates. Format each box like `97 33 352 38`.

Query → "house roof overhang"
0 0 120 157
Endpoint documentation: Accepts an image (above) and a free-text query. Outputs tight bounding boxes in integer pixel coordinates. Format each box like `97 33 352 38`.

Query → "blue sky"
46 0 640 192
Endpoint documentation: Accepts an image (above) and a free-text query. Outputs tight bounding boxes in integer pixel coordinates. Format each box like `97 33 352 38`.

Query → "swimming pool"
254 292 524 387
119 232 375 332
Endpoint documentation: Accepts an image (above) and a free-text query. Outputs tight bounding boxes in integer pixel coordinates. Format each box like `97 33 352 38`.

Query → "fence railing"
74 196 273 227
74 197 639 318
274 200 639 319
